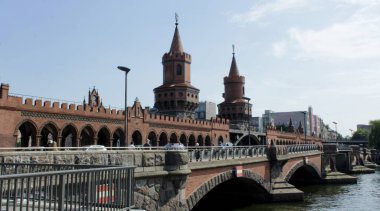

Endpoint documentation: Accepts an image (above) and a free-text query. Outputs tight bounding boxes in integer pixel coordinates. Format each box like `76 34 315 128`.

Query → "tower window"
176 64 182 75
178 92 183 97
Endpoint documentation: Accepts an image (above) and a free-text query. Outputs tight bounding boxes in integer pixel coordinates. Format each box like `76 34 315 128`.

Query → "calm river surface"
239 168 380 211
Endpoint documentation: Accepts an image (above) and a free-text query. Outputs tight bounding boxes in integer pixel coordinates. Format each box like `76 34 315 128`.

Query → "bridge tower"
153 17 200 118
218 47 252 123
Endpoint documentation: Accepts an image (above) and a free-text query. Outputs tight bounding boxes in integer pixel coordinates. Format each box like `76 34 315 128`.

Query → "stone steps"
350 165 375 174
270 179 303 202
364 162 377 169
322 171 357 184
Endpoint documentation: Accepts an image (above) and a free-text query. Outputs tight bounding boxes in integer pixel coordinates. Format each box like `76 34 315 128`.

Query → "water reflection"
238 169 380 211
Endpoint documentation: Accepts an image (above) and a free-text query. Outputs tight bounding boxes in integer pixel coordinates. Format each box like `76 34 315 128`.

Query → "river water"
240 168 380 211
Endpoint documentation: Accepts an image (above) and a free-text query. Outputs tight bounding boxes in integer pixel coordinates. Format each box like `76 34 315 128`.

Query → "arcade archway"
132 130 143 146
17 120 37 147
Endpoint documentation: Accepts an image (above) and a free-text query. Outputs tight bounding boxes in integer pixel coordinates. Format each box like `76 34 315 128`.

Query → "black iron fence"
0 164 134 210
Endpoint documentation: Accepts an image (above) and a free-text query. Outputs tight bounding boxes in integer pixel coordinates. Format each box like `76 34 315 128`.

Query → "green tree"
369 120 380 149
352 128 369 140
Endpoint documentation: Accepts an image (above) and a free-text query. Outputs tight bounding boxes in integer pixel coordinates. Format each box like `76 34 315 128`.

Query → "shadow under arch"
15 119 38 147
61 123 78 148
79 125 96 146
97 126 111 147
39 121 60 147
188 170 271 211
112 127 125 147
131 130 143 146
284 161 322 186
147 130 158 146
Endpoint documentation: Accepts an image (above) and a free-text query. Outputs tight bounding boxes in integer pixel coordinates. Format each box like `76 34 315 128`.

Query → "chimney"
0 83 10 99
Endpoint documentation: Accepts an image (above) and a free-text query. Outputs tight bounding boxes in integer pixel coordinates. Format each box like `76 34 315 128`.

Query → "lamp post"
243 97 251 146
332 121 338 142
117 66 131 147
301 111 307 144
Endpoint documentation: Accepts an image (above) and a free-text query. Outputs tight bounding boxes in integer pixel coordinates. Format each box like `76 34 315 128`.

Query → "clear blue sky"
1 0 380 136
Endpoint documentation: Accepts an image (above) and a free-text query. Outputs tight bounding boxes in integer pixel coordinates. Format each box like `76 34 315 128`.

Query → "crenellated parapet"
266 126 322 145
162 51 191 63
0 84 124 119
223 75 245 84
1 83 230 148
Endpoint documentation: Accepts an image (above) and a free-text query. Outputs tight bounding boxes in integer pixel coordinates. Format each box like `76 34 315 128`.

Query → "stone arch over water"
284 161 321 185
187 170 271 211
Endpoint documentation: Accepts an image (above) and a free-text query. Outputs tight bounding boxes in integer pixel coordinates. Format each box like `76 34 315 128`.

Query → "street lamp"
301 111 307 144
332 121 338 142
117 66 131 147
243 97 251 146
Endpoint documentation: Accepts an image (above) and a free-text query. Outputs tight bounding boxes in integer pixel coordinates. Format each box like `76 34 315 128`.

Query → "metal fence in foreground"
0 164 134 211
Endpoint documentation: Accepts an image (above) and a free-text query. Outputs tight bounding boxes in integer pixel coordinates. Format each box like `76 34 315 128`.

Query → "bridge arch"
205 135 211 146
159 131 168 146
131 130 143 146
39 121 60 147
188 134 196 146
147 131 158 146
179 133 187 146
170 132 178 143
97 126 111 147
284 161 321 185
197 134 204 146
112 128 124 147
187 170 270 210
14 119 38 147
79 125 95 146
235 134 260 146
61 123 78 148
217 136 224 144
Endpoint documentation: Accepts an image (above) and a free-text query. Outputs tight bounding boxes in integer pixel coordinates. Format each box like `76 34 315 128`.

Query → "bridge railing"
275 144 321 156
337 145 352 151
0 164 134 210
187 146 268 162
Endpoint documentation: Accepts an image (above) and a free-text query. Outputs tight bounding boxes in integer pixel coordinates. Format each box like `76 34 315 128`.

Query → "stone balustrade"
187 146 268 162
274 144 320 156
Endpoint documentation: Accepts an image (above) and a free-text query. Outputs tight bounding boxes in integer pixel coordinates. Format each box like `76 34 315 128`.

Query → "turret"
153 14 199 118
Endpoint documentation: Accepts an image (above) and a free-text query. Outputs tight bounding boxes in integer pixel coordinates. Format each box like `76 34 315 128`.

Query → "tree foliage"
352 128 369 140
369 120 380 149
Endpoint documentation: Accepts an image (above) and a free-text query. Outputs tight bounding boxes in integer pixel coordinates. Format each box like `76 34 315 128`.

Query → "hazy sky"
1 0 380 136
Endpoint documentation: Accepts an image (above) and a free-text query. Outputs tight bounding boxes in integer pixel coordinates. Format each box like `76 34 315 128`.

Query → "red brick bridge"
0 144 325 210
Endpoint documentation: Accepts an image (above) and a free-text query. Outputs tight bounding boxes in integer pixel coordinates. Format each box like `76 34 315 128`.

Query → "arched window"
176 64 182 75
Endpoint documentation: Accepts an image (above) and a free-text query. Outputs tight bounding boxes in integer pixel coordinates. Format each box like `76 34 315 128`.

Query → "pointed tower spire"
170 13 184 53
288 118 295 133
229 44 240 77
298 121 304 134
